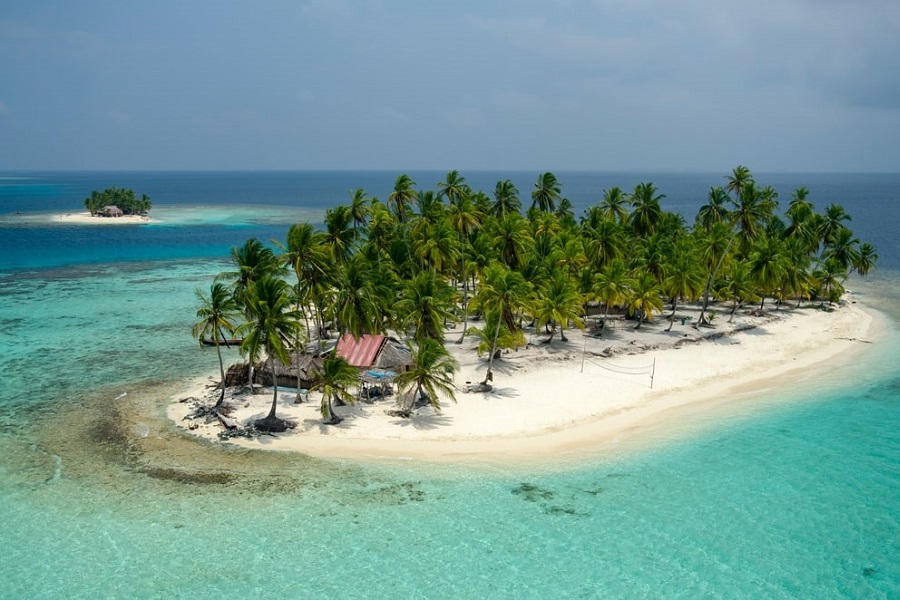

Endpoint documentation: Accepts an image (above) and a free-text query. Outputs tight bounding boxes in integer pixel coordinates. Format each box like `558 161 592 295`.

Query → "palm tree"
236 276 299 432
819 203 852 248
415 220 460 275
786 187 814 224
217 238 282 392
558 235 588 278
470 264 532 384
725 165 753 205
822 226 859 273
466 312 526 360
695 220 738 327
531 172 561 213
348 188 371 231
492 212 532 270
388 174 418 223
583 215 625 271
365 200 396 255
311 353 359 425
628 272 664 329
784 189 820 255
696 187 731 231
396 269 458 344
592 259 633 329
635 231 672 285
438 170 470 206
629 182 665 237
720 259 756 322
729 181 764 254
555 197 576 227
853 243 878 278
217 238 281 304
324 204 357 263
598 187 629 224
747 235 787 311
533 271 584 343
394 338 458 417
777 241 814 308
467 231 496 289
278 222 330 347
448 192 483 343
491 179 521 218
813 258 847 303
192 283 240 408
332 254 388 338
662 240 704 331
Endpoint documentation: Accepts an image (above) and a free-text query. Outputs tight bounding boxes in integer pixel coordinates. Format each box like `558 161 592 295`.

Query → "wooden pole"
580 332 587 373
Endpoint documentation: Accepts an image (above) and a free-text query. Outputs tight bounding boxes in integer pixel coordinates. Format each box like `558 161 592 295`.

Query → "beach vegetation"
236 276 301 432
311 354 359 425
191 167 878 425
192 283 240 407
83 187 152 216
216 238 285 392
394 338 458 417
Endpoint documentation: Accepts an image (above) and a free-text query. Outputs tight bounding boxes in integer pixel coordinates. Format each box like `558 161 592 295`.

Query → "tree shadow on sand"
388 412 453 430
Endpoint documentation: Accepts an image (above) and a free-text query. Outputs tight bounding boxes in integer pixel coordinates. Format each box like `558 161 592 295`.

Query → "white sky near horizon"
1 1 898 172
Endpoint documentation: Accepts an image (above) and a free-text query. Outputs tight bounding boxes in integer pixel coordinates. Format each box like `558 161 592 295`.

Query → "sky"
1 0 899 172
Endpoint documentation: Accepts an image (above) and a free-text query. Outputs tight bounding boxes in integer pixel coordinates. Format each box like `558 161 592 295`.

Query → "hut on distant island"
103 205 123 217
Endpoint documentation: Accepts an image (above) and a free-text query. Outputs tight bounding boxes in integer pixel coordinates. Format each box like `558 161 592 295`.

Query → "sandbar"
56 212 157 224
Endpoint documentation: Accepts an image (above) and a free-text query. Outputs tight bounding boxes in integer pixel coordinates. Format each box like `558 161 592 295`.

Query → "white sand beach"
57 212 156 224
169 296 879 465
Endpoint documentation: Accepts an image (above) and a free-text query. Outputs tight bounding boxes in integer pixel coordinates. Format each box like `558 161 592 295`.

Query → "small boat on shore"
200 338 243 347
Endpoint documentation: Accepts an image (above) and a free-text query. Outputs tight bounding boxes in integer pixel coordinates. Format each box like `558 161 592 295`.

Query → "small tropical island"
57 186 153 224
171 166 879 461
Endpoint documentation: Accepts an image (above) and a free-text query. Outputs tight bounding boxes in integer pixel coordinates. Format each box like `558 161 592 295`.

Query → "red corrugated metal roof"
336 334 385 367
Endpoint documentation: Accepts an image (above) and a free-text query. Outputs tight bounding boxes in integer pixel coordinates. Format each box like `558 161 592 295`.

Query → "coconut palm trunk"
698 233 736 326
482 318 502 385
665 298 678 332
213 335 227 407
266 355 279 419
457 262 470 344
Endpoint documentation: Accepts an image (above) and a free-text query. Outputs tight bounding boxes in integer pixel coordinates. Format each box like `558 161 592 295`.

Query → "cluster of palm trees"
193 167 876 430
83 186 152 216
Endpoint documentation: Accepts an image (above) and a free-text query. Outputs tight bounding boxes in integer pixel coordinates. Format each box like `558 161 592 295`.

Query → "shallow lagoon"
1 172 898 597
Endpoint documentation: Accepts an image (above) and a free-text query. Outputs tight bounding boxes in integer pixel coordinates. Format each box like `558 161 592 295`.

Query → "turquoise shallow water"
1 266 898 599
1 172 899 598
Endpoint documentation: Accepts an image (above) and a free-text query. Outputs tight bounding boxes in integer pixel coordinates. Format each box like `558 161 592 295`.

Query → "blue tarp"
365 370 395 379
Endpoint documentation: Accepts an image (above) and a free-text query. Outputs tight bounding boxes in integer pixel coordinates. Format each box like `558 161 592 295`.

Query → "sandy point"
57 212 157 224
168 296 881 468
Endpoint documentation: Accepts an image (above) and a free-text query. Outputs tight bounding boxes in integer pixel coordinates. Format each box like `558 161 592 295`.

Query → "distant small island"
83 186 152 218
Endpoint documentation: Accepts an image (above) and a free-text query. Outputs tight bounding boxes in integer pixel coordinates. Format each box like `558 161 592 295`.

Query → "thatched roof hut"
225 353 325 389
260 353 324 389
374 338 414 370
104 205 123 217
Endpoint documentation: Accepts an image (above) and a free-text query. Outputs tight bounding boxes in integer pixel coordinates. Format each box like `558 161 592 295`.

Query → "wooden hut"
259 353 324 389
336 334 414 402
225 354 325 389
103 205 123 217
336 334 413 371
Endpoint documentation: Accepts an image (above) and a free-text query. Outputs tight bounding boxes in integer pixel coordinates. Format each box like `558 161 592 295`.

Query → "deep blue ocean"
1 171 898 598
